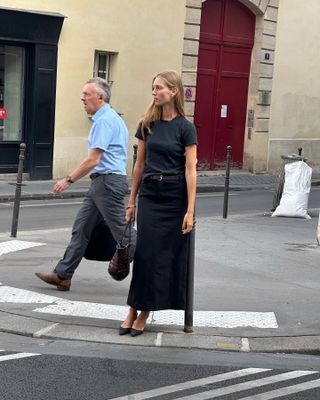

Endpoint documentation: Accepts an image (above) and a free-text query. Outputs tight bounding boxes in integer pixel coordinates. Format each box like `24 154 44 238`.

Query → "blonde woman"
120 70 197 337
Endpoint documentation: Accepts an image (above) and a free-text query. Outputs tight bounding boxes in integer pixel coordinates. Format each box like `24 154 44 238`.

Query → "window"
93 50 114 83
0 45 25 142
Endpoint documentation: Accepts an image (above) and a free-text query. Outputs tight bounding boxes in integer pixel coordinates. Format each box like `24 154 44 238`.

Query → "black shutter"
29 45 58 179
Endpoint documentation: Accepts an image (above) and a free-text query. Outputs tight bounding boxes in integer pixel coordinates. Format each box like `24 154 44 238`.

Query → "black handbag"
108 222 132 281
84 220 117 261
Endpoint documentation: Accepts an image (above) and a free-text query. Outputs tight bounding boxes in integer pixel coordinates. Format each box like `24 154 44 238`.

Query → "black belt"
146 174 184 181
90 172 117 180
90 173 104 180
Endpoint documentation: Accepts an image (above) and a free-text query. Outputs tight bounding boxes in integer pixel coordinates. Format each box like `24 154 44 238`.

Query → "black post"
132 144 138 174
184 220 195 333
223 145 232 219
298 147 302 156
11 143 26 238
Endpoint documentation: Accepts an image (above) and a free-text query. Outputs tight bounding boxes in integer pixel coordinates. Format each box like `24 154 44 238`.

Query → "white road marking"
0 286 59 304
34 302 278 328
0 240 45 256
177 370 318 400
19 201 83 208
155 332 163 347
239 378 320 399
0 352 40 362
241 337 250 352
0 285 278 328
108 368 270 400
33 323 60 338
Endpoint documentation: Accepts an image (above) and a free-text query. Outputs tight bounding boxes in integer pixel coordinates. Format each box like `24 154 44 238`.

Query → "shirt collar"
91 103 110 122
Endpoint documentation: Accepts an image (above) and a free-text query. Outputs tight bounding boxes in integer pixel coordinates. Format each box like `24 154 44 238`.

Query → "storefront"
0 7 64 179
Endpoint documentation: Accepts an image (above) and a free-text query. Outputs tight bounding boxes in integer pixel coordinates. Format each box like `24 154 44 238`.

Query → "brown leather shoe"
35 272 71 291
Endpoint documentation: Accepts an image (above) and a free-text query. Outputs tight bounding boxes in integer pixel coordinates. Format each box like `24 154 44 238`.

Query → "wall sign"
0 108 7 120
220 105 227 118
185 87 193 101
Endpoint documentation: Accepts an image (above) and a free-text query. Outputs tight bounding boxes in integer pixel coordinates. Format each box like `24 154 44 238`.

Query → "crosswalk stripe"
238 378 320 400
108 368 270 400
177 370 318 399
0 352 40 362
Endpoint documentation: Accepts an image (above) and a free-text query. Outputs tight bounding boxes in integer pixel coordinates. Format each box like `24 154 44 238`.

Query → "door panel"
224 0 256 46
194 43 220 170
200 0 224 43
214 75 250 167
194 0 255 169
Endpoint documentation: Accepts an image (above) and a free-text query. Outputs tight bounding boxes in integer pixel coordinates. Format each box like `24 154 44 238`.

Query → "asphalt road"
1 187 320 233
1 332 320 400
2 189 320 399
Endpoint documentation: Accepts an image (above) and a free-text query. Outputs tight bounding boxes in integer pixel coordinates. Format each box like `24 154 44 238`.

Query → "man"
35 77 136 291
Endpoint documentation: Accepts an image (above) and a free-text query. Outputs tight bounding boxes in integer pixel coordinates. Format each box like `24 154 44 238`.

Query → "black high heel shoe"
119 311 138 335
130 328 144 337
119 326 131 335
130 312 149 337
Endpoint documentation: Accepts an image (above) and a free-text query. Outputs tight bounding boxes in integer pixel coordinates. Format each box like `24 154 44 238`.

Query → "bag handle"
119 222 132 246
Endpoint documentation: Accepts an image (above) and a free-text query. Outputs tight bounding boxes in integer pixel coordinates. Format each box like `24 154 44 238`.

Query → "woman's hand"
126 205 136 222
182 211 194 234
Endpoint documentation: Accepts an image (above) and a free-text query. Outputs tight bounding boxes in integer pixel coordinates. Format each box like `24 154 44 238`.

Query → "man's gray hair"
86 77 112 103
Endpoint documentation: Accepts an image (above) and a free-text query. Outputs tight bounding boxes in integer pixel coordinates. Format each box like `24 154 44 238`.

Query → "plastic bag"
272 161 312 219
317 210 320 245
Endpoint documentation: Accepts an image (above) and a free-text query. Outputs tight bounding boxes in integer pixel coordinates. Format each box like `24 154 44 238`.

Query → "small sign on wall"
185 87 193 101
0 108 7 120
220 105 227 118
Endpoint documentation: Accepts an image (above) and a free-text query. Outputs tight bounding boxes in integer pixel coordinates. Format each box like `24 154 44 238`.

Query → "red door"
194 0 256 169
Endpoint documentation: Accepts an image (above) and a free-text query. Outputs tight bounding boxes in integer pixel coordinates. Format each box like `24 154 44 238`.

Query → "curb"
1 311 320 355
0 184 277 203
1 180 319 202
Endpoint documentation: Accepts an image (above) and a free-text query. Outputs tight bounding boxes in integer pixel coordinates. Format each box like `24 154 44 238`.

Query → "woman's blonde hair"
140 70 185 134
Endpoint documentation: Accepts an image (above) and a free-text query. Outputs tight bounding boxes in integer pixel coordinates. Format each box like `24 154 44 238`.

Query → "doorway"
194 0 256 169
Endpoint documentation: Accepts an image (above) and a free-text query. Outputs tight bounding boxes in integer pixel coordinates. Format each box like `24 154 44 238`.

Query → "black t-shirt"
135 116 197 178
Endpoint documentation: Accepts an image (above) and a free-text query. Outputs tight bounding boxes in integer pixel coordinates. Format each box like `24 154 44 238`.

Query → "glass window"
93 50 114 82
0 45 25 142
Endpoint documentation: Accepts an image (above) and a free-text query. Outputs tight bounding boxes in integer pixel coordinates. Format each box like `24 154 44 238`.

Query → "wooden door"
194 0 256 169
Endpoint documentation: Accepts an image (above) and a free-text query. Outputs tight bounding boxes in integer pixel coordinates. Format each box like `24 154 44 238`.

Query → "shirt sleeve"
182 120 198 146
89 119 113 151
135 124 149 140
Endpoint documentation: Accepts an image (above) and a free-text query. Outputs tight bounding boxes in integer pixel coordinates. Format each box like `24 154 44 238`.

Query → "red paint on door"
194 0 256 169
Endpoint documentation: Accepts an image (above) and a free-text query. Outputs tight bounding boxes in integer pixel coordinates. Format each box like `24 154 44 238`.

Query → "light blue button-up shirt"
88 103 128 175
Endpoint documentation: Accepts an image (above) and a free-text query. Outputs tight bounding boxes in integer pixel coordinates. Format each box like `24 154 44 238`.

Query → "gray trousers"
55 174 136 280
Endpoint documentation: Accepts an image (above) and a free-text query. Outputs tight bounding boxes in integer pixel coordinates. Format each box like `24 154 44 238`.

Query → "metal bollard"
184 218 196 333
11 143 26 237
223 146 232 219
132 144 138 174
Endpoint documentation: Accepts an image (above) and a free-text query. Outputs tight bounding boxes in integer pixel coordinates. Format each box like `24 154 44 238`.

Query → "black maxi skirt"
127 176 190 311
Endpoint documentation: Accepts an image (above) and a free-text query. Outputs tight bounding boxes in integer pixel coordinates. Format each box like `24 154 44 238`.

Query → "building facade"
0 0 319 179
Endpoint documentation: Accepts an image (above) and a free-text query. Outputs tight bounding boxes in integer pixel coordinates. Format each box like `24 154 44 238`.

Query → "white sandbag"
317 210 320 245
272 161 312 219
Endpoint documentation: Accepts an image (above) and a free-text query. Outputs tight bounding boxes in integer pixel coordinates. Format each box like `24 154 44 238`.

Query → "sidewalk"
1 207 320 354
0 170 320 201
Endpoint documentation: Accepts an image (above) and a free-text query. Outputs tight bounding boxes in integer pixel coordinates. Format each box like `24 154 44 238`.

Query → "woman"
120 70 197 337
